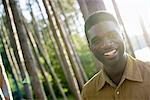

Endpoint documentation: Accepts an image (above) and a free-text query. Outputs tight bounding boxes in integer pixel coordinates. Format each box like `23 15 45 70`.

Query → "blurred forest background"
0 0 150 99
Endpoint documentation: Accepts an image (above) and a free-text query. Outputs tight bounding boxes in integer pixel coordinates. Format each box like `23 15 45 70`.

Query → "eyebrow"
90 30 121 43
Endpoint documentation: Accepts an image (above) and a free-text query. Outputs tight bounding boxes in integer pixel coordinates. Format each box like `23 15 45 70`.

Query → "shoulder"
83 70 102 88
136 59 150 72
135 59 150 81
128 55 150 73
82 70 103 97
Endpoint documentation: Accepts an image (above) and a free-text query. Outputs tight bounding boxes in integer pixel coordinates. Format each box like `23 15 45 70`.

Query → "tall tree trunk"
35 0 47 25
34 0 77 98
23 20 57 100
2 0 33 99
28 2 68 99
66 0 84 34
56 0 88 82
77 0 89 19
34 0 69 86
1 28 20 83
84 0 106 14
0 53 13 100
42 0 81 99
77 0 105 19
7 0 47 99
48 0 84 89
0 27 22 99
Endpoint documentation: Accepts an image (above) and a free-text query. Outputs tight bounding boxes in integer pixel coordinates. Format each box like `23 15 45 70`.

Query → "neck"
104 54 127 85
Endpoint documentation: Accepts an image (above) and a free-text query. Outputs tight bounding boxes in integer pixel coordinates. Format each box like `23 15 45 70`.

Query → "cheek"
119 40 125 51
92 50 104 61
90 41 104 55
91 45 103 57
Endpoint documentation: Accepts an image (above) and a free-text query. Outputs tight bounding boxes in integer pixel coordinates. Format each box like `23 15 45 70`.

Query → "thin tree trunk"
0 27 22 99
23 20 57 100
2 0 33 99
35 0 47 25
7 0 47 99
28 2 68 99
56 0 88 82
77 0 106 19
48 0 84 89
0 54 13 100
42 0 81 99
85 0 106 14
76 0 89 19
66 0 84 34
1 28 20 83
35 0 77 98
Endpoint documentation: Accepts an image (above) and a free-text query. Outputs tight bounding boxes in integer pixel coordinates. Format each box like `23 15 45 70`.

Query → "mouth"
103 49 118 59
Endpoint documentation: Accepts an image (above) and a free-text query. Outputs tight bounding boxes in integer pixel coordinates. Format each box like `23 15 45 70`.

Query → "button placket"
114 91 120 100
114 88 120 100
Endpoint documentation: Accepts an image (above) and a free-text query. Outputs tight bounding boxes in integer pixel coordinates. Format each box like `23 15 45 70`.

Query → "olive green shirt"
82 55 150 100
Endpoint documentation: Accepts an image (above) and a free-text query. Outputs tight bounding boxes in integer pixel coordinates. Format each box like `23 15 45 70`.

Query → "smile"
103 49 118 59
104 49 117 56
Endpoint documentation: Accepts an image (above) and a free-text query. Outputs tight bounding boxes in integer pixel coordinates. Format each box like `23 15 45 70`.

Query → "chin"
98 54 120 67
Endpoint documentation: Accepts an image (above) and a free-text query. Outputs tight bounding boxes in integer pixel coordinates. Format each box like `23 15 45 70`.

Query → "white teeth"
104 49 116 56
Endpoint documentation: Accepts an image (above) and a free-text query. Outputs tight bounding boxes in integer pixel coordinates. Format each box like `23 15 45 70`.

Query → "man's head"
85 11 125 67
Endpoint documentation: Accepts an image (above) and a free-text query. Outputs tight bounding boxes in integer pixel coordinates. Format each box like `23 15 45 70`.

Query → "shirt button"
116 91 119 95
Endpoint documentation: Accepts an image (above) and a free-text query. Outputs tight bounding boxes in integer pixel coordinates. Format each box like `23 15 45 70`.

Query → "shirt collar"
96 54 143 92
123 55 143 82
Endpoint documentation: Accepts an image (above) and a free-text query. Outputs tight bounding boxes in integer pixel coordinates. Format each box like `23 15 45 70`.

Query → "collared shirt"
81 55 150 100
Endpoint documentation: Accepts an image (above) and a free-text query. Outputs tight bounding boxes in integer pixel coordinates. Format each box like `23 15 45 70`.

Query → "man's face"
87 21 125 67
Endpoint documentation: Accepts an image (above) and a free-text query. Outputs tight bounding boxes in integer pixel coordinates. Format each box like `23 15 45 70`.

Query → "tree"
42 0 82 99
0 24 22 99
6 0 47 99
2 0 33 99
77 0 105 19
48 0 84 89
55 0 88 82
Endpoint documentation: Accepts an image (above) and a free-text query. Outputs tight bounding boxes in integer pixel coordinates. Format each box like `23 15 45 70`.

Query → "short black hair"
85 11 118 33
84 11 118 44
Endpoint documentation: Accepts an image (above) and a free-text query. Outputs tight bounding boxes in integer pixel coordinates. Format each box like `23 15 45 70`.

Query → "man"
81 11 150 100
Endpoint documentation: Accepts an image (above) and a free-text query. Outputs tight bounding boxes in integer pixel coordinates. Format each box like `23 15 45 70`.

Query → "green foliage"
71 33 97 78
39 28 69 97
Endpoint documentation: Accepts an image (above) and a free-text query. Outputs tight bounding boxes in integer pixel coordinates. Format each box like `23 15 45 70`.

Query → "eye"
90 40 102 51
91 37 102 45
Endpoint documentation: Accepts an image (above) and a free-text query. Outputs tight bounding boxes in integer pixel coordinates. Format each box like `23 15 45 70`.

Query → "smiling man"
81 11 150 100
